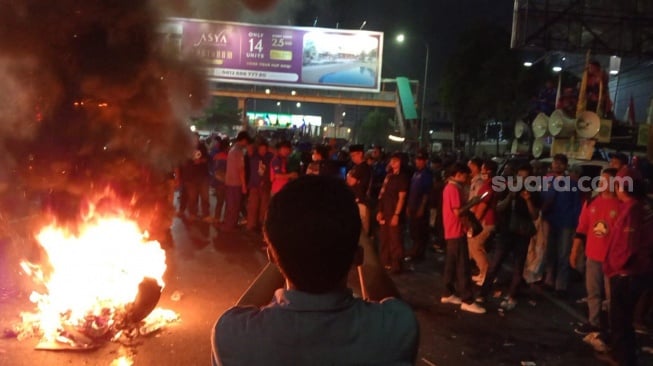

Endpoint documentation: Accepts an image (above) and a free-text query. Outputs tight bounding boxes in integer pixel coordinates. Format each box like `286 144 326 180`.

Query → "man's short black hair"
482 159 498 173
313 144 330 160
264 175 361 293
468 157 483 170
516 163 533 175
602 167 618 177
447 162 471 177
276 140 292 149
610 152 628 165
236 131 252 143
553 153 568 165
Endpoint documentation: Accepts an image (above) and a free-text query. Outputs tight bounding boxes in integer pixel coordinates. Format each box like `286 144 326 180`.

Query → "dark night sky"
293 0 515 84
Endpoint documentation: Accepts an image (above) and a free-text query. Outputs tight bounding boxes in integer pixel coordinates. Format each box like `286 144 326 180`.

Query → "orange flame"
21 212 167 341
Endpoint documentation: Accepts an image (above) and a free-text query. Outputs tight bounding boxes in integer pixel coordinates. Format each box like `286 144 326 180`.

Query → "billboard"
246 112 322 127
162 18 384 92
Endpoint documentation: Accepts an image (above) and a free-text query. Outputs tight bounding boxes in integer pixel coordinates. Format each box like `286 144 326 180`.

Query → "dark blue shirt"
248 152 273 189
407 168 433 211
541 176 582 228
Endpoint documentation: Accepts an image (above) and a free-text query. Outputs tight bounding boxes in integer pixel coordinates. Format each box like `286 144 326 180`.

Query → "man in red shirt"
610 151 642 181
600 176 653 366
569 168 620 337
440 162 485 314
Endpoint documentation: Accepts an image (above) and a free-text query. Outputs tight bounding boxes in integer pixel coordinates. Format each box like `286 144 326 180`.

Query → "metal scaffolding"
511 0 653 57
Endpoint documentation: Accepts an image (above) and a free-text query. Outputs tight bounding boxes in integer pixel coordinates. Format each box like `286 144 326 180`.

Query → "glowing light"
21 214 167 340
291 90 296 96
111 355 134 366
265 89 271 94
190 125 196 132
388 134 405 142
14 189 176 347
552 66 562 72
523 61 533 67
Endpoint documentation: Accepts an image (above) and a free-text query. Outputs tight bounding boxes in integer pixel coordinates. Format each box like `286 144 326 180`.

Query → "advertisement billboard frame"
162 17 384 93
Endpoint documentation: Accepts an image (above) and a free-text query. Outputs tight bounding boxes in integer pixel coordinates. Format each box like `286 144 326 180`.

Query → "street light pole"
396 33 429 149
420 42 429 149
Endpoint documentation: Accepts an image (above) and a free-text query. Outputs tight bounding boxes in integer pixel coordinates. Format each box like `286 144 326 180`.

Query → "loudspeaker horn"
514 120 530 139
548 109 576 137
575 110 601 139
531 137 550 158
511 139 530 154
531 112 549 138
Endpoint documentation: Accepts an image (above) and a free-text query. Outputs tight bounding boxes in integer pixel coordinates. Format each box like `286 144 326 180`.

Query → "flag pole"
576 49 591 118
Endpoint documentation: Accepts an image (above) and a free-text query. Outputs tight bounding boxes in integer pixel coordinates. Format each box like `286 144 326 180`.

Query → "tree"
439 23 545 150
356 108 394 148
193 97 241 134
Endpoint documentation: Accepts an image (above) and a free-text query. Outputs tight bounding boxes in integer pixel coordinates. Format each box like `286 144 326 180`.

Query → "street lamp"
396 33 429 148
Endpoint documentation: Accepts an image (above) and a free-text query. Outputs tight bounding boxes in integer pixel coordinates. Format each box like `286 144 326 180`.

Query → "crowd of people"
176 131 653 366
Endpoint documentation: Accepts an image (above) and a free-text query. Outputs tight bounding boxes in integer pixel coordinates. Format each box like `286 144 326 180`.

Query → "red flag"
625 95 636 126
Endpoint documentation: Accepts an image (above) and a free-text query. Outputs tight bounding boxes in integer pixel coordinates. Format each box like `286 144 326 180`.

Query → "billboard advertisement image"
162 18 384 92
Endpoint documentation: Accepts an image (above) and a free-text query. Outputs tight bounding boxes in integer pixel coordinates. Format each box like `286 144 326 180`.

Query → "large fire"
17 207 176 349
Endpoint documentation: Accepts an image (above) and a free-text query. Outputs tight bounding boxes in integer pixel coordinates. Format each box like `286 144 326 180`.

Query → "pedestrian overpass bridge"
209 77 420 138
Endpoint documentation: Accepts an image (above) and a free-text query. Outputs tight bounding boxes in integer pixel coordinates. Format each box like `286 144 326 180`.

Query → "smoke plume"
0 1 208 228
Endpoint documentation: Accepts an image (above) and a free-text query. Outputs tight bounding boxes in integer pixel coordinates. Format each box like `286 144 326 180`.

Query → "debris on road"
421 357 437 366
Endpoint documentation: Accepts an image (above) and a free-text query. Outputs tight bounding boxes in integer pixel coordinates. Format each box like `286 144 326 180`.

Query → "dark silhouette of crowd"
172 130 653 366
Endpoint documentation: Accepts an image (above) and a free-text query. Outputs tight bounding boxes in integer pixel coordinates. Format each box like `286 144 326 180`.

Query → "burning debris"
0 0 202 352
6 197 179 350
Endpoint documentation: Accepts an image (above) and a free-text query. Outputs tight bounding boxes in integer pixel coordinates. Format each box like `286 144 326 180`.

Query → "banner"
162 18 384 92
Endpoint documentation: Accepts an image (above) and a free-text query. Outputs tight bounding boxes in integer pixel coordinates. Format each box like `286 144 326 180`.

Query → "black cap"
609 152 628 165
236 131 252 143
349 144 365 153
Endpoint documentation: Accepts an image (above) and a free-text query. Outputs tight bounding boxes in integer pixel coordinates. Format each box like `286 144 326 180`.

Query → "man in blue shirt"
212 176 419 365
406 150 433 261
541 154 582 297
245 139 272 232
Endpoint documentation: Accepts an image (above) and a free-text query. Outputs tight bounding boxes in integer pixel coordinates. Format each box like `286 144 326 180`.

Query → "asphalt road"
1 215 652 366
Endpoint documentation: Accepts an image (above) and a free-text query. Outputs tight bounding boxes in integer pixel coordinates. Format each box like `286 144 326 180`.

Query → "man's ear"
353 245 364 266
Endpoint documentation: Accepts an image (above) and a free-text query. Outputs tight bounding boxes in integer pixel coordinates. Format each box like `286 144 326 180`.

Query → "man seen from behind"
211 175 419 365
